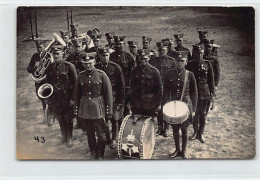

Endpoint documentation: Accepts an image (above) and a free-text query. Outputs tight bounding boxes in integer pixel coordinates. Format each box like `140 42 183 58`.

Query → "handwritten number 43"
34 136 45 143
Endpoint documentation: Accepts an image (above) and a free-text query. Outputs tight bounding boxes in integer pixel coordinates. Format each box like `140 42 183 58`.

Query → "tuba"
31 51 53 83
37 83 55 127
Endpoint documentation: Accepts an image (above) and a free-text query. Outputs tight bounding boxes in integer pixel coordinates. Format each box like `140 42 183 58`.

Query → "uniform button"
89 76 91 77
88 98 91 99
178 79 180 80
177 89 180 92
89 81 91 83
178 84 180 86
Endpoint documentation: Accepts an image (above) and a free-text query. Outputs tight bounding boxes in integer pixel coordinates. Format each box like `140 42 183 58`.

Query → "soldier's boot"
169 132 180 158
110 120 118 149
156 109 163 136
189 115 199 140
66 121 73 148
198 114 206 143
162 122 169 137
96 141 105 160
58 121 67 144
88 141 97 159
182 130 188 159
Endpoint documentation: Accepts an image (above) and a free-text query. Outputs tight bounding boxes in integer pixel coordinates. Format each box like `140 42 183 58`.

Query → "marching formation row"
27 24 220 160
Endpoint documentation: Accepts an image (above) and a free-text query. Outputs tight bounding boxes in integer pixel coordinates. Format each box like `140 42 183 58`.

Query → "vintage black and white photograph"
16 6 255 160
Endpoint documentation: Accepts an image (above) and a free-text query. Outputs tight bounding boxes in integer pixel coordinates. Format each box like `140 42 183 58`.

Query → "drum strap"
180 70 189 101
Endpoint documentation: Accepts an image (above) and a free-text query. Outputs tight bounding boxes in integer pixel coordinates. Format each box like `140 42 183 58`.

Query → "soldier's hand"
157 106 161 112
192 112 195 117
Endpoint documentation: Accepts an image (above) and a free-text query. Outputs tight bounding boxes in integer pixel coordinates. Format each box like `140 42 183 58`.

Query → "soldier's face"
83 61 95 70
115 43 123 50
196 51 204 60
204 46 212 55
107 38 114 45
37 45 45 53
72 29 78 37
140 57 149 66
159 48 168 56
53 52 63 61
143 41 149 49
101 54 110 63
176 40 183 47
93 40 100 47
63 36 70 43
129 46 137 54
74 46 81 53
176 59 186 69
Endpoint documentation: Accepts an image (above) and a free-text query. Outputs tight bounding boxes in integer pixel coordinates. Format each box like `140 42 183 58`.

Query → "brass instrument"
45 33 66 52
31 51 53 83
37 83 55 127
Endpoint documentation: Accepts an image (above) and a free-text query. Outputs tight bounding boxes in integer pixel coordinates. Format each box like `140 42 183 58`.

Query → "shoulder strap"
180 70 189 101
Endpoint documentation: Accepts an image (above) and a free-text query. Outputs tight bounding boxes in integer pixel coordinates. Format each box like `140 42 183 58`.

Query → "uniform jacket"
149 55 176 83
162 69 198 113
110 50 135 88
174 46 192 61
45 61 77 121
95 61 125 105
74 68 113 119
186 59 215 100
203 53 220 87
130 64 163 110
66 52 85 74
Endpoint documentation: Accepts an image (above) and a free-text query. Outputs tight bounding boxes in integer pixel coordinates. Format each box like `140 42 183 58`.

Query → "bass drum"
117 115 155 159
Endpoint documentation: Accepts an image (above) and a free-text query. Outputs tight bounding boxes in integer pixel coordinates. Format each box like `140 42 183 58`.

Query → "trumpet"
32 51 53 83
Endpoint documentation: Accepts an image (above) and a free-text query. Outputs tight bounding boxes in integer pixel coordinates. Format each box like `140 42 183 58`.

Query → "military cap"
113 36 126 44
60 31 70 39
127 41 138 47
198 30 208 37
71 38 81 47
174 34 184 41
142 36 152 43
98 47 110 55
70 24 79 30
52 45 64 53
87 30 93 36
156 42 168 50
175 51 188 61
105 32 115 39
138 49 150 59
162 38 173 45
92 28 101 34
192 44 204 52
80 52 95 63
34 39 48 48
92 33 102 41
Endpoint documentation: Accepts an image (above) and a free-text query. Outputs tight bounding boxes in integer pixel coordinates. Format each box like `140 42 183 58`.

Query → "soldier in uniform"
105 32 116 50
161 38 175 56
150 42 176 137
110 36 135 119
60 31 74 59
27 39 49 123
142 36 156 59
196 31 208 45
186 45 215 143
203 39 220 115
85 33 102 54
127 41 139 65
66 38 84 74
130 51 163 117
174 34 192 61
70 24 79 39
95 47 125 149
163 51 198 159
74 53 113 160
45 46 77 148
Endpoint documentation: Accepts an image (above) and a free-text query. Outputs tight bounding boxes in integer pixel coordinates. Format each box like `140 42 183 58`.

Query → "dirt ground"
16 7 255 160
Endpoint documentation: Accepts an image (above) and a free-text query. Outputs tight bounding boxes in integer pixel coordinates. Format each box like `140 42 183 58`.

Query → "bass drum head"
118 115 155 159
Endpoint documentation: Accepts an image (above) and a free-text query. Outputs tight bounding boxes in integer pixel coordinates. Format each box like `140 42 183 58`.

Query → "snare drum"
163 100 190 125
117 115 155 159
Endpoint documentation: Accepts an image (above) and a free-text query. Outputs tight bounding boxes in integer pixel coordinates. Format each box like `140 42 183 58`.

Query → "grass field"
16 6 255 160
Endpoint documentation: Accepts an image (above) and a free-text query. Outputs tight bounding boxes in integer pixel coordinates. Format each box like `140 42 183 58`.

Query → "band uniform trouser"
35 80 47 110
194 99 210 136
82 118 108 158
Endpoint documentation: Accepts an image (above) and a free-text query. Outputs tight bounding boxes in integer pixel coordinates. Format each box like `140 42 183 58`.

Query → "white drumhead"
163 101 189 118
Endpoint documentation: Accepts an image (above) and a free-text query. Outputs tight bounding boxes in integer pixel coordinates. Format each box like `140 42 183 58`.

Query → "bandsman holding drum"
162 51 198 159
95 47 125 149
45 45 77 148
129 50 163 117
150 42 176 137
27 39 50 123
74 53 113 160
186 45 215 143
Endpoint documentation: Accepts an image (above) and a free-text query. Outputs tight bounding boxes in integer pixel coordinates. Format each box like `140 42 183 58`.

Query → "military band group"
27 24 220 160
